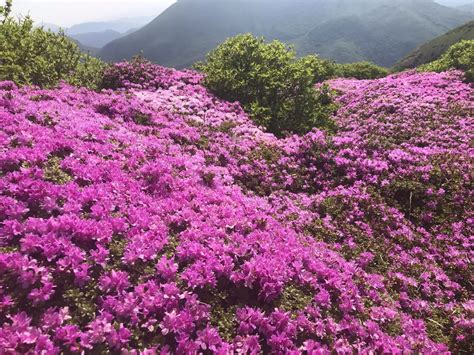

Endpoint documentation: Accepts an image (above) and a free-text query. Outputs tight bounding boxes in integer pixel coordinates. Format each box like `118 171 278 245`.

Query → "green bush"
67 54 106 90
334 61 389 80
419 40 474 82
197 34 337 137
0 1 105 89
0 0 12 22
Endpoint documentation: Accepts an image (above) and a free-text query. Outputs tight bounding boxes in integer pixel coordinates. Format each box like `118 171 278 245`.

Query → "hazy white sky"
13 0 177 27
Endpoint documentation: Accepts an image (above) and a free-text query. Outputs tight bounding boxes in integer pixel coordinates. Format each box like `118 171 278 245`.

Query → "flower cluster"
101 58 202 91
0 64 472 353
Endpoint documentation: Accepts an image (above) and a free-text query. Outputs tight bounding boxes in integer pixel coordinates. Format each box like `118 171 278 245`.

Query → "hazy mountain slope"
99 0 471 68
99 0 321 68
457 3 474 13
67 17 153 35
435 1 474 14
297 1 472 66
394 20 474 69
435 0 473 6
70 39 99 55
70 30 124 49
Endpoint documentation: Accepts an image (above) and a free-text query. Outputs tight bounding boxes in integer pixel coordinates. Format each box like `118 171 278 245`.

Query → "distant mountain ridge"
435 0 473 6
435 1 474 15
66 17 153 36
38 17 154 52
99 0 472 68
456 3 474 14
69 30 124 49
394 20 474 69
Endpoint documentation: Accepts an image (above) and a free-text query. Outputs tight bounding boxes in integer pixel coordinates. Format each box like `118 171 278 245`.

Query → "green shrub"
67 54 107 90
197 34 337 137
334 61 389 79
0 2 105 89
0 0 12 22
419 40 474 82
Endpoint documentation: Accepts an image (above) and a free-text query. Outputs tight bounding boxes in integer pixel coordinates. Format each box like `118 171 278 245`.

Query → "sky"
12 0 177 27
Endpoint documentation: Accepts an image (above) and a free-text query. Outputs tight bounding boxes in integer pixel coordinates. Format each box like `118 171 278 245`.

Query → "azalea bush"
0 2 105 89
197 34 337 136
334 61 389 79
0 57 472 353
419 40 474 82
101 55 202 91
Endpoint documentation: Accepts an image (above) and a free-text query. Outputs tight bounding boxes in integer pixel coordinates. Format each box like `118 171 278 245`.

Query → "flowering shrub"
101 55 201 91
419 40 474 83
0 61 472 353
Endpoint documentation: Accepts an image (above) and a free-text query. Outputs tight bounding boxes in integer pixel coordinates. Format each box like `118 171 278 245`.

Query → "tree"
197 34 337 136
0 1 105 89
0 0 12 23
334 61 389 80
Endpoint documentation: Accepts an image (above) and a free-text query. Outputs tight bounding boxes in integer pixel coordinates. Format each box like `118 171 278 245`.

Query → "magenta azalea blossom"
0 63 472 353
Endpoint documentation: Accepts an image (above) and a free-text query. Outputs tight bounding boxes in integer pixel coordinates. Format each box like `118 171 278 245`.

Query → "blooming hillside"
0 63 472 353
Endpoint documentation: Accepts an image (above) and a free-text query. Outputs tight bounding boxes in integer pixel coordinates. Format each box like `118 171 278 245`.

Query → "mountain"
70 39 99 56
99 0 471 68
35 19 152 50
435 0 473 6
70 30 124 49
394 20 474 69
457 3 474 13
67 17 153 35
65 18 155 49
436 0 474 14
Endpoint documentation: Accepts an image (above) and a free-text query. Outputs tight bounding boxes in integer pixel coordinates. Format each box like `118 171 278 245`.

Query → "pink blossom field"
0 62 472 353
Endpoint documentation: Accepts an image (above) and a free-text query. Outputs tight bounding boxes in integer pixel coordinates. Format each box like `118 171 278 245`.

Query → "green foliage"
161 233 180 259
277 284 313 318
197 34 337 137
207 289 238 342
67 54 106 90
334 61 389 79
419 40 474 82
0 5 106 89
132 111 153 126
63 281 99 325
0 0 12 22
425 308 452 348
43 156 73 185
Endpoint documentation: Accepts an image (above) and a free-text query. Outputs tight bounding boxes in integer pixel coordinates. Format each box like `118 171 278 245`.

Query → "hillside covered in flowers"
0 62 472 353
